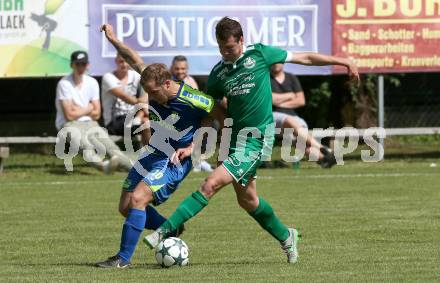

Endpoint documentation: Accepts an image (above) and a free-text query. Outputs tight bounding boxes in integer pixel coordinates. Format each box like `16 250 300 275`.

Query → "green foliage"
348 74 403 109
392 134 440 145
306 81 332 109
299 77 332 128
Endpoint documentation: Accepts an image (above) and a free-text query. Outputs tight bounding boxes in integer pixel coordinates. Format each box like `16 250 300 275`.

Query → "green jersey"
207 43 288 135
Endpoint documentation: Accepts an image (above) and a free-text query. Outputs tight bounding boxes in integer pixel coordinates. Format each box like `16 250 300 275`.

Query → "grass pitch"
1 154 440 282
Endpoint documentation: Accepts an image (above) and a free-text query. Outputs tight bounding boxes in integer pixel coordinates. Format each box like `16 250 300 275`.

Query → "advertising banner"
333 0 440 73
0 0 89 77
2 1 439 77
88 0 332 76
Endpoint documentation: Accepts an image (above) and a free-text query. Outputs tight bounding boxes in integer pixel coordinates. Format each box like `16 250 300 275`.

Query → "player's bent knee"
237 196 259 212
200 178 219 199
119 205 129 217
131 188 153 208
118 192 131 217
284 116 300 131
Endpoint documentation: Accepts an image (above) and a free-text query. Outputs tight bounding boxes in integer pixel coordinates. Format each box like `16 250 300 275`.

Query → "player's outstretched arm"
288 52 360 85
100 24 147 74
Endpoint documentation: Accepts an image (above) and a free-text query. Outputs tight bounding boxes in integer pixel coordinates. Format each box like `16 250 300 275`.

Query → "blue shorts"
122 153 193 206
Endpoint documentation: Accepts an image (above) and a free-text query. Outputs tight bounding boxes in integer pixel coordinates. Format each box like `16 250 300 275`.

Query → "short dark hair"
215 17 243 42
172 55 187 65
141 63 172 86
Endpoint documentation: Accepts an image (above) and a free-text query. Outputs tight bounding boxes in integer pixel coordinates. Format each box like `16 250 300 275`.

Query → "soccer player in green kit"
145 17 360 263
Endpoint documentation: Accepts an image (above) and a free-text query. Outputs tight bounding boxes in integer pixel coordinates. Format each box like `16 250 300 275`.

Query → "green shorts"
222 131 274 186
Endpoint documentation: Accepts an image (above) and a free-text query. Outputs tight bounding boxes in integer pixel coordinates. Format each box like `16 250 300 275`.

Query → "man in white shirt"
55 51 132 173
101 53 150 144
270 63 336 168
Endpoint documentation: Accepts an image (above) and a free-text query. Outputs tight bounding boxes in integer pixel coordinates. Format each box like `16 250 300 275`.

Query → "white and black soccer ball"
155 237 189 268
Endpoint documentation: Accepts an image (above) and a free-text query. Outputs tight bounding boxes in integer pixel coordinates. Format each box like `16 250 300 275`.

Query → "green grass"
1 154 440 282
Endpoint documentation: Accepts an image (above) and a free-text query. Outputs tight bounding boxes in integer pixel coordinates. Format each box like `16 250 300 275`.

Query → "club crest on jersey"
243 57 256 69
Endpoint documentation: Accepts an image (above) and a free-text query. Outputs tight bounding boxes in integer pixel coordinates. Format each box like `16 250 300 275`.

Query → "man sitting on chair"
270 63 336 168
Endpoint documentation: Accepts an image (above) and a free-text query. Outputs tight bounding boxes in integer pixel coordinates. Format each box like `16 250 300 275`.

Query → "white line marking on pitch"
0 172 438 188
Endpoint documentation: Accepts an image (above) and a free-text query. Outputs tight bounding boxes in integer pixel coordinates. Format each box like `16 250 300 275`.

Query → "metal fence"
385 92 440 128
384 73 440 128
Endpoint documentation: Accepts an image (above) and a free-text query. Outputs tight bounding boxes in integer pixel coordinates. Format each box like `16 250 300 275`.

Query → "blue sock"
117 208 146 262
144 205 167 230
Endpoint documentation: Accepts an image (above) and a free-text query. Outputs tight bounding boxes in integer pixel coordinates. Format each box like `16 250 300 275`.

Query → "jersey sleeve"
101 73 120 94
56 80 72 101
257 43 288 66
179 85 215 118
197 103 212 118
194 92 214 118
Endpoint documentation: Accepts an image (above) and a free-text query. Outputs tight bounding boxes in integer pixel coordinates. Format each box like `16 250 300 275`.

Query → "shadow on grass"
383 151 440 159
4 164 70 170
46 167 96 176
326 151 440 162
10 259 281 269
10 262 162 269
4 163 98 176
125 260 279 269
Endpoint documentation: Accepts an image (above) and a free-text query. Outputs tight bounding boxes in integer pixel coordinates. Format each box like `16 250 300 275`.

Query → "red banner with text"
333 0 440 73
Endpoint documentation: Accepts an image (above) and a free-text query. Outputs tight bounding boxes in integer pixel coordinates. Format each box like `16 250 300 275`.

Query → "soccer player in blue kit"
96 24 223 268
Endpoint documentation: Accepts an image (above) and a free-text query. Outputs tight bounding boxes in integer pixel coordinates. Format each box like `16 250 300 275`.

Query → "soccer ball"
155 237 189 268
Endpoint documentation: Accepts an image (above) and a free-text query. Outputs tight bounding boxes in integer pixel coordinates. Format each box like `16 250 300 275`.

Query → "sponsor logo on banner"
333 0 440 73
89 0 332 75
0 0 88 77
100 4 319 58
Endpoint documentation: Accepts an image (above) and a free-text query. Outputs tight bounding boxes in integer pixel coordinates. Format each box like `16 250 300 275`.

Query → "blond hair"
141 63 172 86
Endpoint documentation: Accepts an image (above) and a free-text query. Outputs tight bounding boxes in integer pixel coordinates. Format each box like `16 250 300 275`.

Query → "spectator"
170 55 212 172
101 53 150 144
270 63 336 168
271 63 308 129
170 55 199 89
55 51 132 173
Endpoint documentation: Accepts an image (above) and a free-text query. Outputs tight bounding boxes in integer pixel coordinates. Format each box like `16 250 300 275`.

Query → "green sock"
160 191 209 232
249 197 289 242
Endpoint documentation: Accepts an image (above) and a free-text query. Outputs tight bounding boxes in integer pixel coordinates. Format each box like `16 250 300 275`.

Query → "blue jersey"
147 81 214 156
